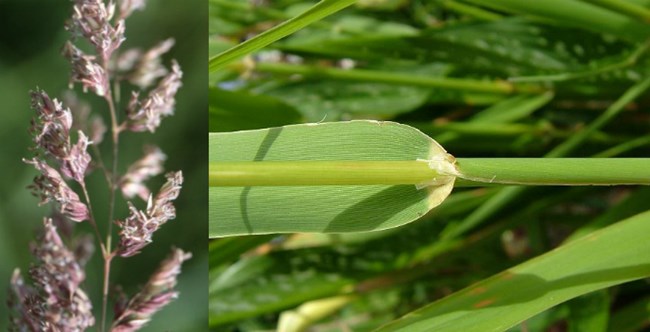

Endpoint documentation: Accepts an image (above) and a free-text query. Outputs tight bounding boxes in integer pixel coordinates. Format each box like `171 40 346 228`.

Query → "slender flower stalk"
8 1 190 331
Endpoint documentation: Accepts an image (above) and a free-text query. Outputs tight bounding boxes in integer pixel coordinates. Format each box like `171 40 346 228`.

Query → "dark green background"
0 1 207 330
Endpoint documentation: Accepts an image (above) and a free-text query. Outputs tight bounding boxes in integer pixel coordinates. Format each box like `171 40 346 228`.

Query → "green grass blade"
463 0 650 41
245 62 536 94
209 0 357 72
375 210 650 332
257 63 450 121
209 121 455 237
434 93 554 144
581 0 650 22
470 92 554 123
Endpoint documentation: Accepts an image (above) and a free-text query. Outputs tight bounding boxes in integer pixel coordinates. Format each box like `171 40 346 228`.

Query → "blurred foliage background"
0 1 207 330
210 0 650 331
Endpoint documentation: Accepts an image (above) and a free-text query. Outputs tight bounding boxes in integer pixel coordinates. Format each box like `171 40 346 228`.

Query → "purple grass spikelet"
63 42 110 97
68 0 125 61
148 171 183 222
8 219 95 331
25 158 90 222
29 219 95 331
116 171 182 257
115 202 150 257
126 60 182 132
111 248 191 332
29 89 73 160
30 89 93 184
60 131 92 183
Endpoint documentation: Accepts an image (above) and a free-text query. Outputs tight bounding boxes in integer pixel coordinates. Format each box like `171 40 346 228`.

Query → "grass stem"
210 159 650 187
454 158 650 185
101 57 120 332
244 62 545 94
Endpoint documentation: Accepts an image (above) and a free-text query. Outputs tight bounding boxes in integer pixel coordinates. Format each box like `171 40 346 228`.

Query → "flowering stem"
106 94 119 250
82 174 110 332
79 181 107 256
102 252 115 332
101 49 120 331
100 92 119 332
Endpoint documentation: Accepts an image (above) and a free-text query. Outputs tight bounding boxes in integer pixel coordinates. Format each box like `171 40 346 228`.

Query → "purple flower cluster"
8 0 190 331
111 248 192 331
25 158 90 222
126 60 183 133
8 219 95 331
117 171 183 257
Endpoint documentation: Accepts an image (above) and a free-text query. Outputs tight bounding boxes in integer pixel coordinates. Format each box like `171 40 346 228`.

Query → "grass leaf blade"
209 121 455 237
376 210 650 332
209 0 357 72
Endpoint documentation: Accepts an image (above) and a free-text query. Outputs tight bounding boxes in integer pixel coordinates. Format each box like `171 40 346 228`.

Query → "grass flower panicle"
8 0 190 330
